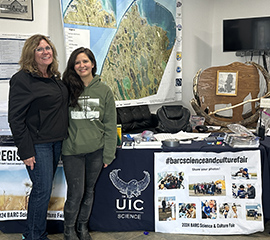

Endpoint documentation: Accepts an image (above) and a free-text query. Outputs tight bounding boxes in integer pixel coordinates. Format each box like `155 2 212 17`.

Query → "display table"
0 138 270 233
89 138 270 232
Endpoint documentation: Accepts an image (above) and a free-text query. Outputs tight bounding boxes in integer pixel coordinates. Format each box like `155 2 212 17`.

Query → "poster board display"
154 150 264 235
0 147 66 221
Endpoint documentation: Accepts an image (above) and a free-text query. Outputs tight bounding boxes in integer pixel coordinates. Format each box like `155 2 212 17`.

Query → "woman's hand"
23 156 36 170
104 163 108 168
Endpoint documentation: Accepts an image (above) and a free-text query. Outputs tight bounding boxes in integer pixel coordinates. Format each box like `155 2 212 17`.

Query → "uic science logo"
109 169 151 220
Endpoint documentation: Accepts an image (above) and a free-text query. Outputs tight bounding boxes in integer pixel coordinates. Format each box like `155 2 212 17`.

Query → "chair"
117 105 158 133
156 105 192 133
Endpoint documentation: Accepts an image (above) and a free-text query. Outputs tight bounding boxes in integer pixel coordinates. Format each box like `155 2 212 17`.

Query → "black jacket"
247 186 256 199
8 70 69 160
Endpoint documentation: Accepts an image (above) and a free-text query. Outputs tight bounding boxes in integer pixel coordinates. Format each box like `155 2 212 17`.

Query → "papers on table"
122 131 211 149
153 131 210 141
133 141 162 149
122 140 162 149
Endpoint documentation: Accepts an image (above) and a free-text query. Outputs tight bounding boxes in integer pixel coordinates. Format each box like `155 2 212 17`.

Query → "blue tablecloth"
1 138 270 233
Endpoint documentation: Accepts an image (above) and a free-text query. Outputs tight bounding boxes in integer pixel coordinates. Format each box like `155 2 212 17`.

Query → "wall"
179 0 214 114
48 1 66 74
0 0 269 115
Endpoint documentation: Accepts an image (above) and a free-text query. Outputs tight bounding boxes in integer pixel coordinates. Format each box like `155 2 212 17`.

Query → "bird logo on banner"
109 169 150 198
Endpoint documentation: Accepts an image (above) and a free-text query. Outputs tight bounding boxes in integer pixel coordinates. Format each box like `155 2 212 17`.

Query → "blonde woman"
8 34 68 240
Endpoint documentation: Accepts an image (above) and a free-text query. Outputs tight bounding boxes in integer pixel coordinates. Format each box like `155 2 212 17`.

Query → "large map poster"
154 150 264 235
61 0 182 106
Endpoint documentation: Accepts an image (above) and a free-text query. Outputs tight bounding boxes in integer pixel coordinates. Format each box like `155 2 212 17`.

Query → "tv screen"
223 16 270 52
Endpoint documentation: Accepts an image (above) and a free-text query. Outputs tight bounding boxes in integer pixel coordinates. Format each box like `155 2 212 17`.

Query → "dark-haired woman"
8 34 69 240
62 47 117 240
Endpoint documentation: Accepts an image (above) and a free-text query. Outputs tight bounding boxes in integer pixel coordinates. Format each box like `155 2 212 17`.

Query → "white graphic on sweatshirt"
71 97 100 120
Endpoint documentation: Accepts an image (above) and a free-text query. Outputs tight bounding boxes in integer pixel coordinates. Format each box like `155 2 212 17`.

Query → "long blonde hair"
19 34 60 79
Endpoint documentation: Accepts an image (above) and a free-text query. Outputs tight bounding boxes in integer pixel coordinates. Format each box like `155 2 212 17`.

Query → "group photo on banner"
154 150 263 235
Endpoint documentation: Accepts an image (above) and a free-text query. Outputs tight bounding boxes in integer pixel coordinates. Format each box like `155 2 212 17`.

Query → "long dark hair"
62 47 97 108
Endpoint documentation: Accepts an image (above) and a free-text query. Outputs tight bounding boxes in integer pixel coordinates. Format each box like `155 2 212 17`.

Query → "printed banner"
154 150 264 235
0 147 66 221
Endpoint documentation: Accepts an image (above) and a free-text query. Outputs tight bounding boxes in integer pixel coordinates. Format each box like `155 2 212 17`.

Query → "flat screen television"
223 16 270 52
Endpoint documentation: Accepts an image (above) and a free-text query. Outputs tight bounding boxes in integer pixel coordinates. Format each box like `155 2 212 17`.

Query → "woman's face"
34 39 53 70
74 53 94 79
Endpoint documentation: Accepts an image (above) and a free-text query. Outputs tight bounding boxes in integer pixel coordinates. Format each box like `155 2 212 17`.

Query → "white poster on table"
154 150 263 235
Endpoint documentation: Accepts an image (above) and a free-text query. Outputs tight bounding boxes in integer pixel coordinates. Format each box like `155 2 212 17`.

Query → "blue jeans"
23 141 62 240
62 149 103 227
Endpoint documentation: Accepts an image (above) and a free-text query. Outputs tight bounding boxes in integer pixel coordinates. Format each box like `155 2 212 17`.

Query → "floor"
1 221 270 240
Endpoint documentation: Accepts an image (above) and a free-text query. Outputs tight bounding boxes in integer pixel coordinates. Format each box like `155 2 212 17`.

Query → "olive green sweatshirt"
62 75 117 165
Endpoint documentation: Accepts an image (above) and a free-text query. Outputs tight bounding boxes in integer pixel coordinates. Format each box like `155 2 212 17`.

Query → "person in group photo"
219 203 239 219
233 167 250 179
246 183 256 199
8 34 69 240
202 200 217 219
231 205 238 218
236 184 247 199
222 204 231 218
61 47 117 240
